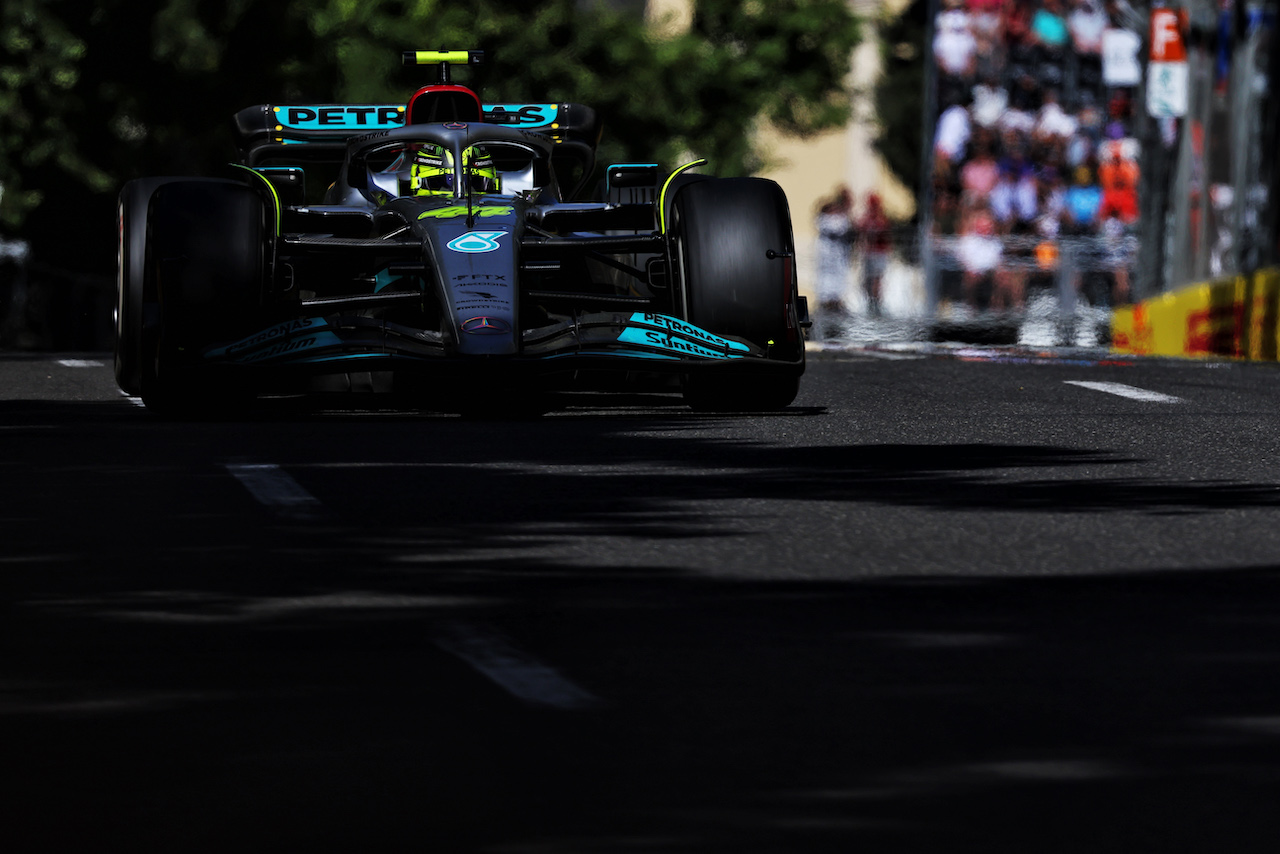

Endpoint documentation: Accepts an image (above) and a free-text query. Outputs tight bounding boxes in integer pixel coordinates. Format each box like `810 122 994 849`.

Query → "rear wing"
233 101 601 199
233 102 600 165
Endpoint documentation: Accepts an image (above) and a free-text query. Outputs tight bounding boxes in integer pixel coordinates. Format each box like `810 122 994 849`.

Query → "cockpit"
359 138 550 201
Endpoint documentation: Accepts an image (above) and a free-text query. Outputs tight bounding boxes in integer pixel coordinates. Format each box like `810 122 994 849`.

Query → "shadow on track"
4 398 1280 852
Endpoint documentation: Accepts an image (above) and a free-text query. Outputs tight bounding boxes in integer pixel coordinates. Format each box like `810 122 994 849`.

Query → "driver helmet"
463 145 501 194
409 143 455 195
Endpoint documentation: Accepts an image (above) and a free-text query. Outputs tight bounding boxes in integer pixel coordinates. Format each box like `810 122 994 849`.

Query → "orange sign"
1150 9 1187 62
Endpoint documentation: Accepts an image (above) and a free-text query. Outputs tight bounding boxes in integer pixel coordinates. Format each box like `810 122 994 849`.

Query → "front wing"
196 311 802 377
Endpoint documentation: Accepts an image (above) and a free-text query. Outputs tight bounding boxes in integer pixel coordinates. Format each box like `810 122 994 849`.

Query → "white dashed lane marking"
221 463 597 709
56 359 105 368
435 621 603 710
225 463 320 516
1064 381 1183 404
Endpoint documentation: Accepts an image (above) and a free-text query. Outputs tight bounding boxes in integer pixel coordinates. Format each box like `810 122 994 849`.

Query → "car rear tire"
670 177 803 411
115 178 172 397
140 180 266 415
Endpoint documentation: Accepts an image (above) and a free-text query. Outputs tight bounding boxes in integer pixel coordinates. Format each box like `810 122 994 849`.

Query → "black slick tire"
671 177 803 411
115 178 172 397
140 179 266 416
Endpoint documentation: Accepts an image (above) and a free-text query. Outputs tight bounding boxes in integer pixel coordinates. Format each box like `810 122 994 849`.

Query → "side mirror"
346 153 368 191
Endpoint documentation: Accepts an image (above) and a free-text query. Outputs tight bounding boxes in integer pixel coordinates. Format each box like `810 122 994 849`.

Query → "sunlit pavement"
807 288 1116 357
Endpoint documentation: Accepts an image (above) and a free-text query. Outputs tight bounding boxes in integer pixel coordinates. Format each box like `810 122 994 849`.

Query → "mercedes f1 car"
115 50 808 415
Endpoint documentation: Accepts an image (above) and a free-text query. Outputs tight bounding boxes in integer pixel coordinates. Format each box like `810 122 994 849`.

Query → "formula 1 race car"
115 50 808 415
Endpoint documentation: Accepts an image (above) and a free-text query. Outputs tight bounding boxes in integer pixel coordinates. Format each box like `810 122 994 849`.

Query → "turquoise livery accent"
446 232 505 253
289 352 388 364
547 350 680 360
625 312 751 355
235 330 343 363
271 104 559 131
618 328 743 360
205 317 328 359
373 270 399 293
483 104 558 128
275 106 405 130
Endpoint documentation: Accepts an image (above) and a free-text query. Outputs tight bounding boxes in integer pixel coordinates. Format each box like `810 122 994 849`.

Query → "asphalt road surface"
4 345 1280 852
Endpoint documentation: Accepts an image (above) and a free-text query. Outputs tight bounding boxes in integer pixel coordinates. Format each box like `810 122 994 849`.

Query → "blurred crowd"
930 0 1142 310
812 186 896 339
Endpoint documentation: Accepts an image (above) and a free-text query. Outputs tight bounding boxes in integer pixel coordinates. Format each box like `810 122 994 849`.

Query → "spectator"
956 195 1004 307
1064 165 1102 233
1068 0 1107 90
997 140 1032 185
1101 215 1136 304
998 117 1035 159
924 0 1147 313
857 193 893 316
1030 0 1069 90
934 189 962 235
973 25 1007 83
1034 237 1061 288
1097 140 1139 224
1064 130 1093 169
1066 96 1102 167
1031 0 1070 50
1105 89 1133 141
1034 89 1078 143
935 2 978 106
971 75 1009 129
990 163 1039 232
992 262 1027 310
813 185 857 339
1004 0 1035 49
934 6 978 78
934 98 973 170
961 139 1001 200
1076 95 1104 138
968 0 1004 39
1209 183 1236 277
1007 68 1042 113
1069 0 1108 53
1035 167 1068 237
1107 89 1132 119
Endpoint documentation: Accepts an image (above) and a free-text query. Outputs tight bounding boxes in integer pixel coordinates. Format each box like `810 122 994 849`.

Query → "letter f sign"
1150 9 1186 62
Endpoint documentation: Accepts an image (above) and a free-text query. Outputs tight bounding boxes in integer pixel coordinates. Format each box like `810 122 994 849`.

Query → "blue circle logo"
446 232 505 253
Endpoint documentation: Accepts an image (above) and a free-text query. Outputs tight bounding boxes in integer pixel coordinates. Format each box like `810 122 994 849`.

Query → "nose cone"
460 316 512 335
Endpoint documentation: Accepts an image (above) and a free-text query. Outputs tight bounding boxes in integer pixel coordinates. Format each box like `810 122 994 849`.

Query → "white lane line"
435 621 602 710
57 359 105 368
1064 380 1183 404
225 464 320 515
858 349 928 361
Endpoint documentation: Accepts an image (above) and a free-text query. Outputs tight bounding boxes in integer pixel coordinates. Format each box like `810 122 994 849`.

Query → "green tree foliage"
271 0 861 177
870 0 926 206
1 0 859 271
2 0 330 266
0 0 102 230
